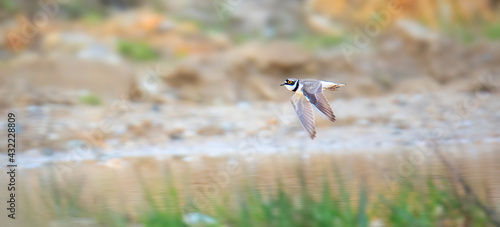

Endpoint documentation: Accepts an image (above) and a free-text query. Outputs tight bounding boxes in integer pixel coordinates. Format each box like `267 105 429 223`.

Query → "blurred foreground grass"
26 165 498 227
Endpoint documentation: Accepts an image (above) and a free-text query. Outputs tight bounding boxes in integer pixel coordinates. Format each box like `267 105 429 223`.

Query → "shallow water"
4 142 499 226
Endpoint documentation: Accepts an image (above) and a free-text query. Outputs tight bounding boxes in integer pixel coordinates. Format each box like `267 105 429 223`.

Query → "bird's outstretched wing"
291 93 316 139
301 81 336 122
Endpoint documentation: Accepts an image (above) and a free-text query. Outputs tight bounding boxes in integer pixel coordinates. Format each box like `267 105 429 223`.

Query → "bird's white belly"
296 83 304 95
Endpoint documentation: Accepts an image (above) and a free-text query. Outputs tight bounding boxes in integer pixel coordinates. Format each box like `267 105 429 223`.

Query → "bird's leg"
328 86 339 91
327 83 346 91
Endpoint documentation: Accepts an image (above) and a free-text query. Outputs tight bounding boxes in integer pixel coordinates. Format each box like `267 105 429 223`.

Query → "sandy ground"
1 90 498 168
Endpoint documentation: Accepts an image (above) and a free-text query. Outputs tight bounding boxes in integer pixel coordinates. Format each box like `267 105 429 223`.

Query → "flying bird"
280 78 345 139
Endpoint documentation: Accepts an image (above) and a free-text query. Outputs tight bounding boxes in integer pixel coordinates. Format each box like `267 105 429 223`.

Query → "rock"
42 148 55 156
240 41 311 72
0 56 135 107
168 128 185 140
42 31 96 53
395 20 439 42
101 9 164 39
267 118 279 126
445 72 499 93
369 218 385 227
128 119 160 137
77 44 122 65
102 158 127 169
396 76 440 94
229 0 304 36
197 125 225 136
355 118 371 126
344 76 383 97
392 115 410 129
183 212 217 225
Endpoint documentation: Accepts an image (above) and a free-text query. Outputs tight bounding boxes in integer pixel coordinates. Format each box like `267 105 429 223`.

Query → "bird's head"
280 78 298 91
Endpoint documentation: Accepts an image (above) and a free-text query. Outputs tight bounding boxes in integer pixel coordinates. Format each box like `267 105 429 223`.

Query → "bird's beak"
280 83 286 86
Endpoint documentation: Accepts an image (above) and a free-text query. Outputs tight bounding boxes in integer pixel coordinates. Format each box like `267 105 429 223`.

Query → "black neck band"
292 80 299 92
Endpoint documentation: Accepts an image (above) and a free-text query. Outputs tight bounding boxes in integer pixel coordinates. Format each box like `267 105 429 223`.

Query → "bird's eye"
288 80 293 84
